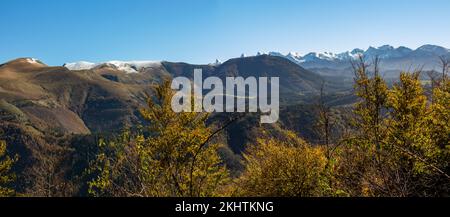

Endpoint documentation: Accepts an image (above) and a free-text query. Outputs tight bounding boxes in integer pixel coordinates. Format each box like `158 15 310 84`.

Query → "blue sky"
1 0 449 65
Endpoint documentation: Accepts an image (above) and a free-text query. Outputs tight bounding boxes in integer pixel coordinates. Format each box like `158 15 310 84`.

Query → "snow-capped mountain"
62 44 449 76
263 44 450 76
64 60 161 73
63 61 96 70
25 58 44 65
210 59 222 66
265 44 449 65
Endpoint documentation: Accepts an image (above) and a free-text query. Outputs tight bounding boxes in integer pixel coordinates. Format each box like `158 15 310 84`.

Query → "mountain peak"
260 44 449 69
351 48 364 54
378 45 394 50
1 58 47 71
63 61 96 70
209 59 222 66
416 44 448 54
8 58 45 65
64 60 161 73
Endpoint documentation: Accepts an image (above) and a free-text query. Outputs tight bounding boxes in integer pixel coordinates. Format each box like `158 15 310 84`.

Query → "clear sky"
1 0 449 65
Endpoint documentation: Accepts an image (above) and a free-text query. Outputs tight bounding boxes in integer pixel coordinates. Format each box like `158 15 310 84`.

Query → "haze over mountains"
270 44 449 64
268 44 450 77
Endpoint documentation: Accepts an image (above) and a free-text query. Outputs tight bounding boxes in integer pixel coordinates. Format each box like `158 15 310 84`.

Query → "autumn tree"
87 81 229 197
334 55 450 196
314 81 335 148
351 56 389 151
331 56 390 196
232 130 334 197
428 78 450 195
26 141 75 197
438 56 449 82
380 72 433 195
0 140 16 197
429 79 450 151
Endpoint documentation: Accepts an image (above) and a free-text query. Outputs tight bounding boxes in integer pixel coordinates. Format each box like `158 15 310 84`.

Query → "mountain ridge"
266 44 449 63
60 44 450 77
266 44 450 77
1 54 328 140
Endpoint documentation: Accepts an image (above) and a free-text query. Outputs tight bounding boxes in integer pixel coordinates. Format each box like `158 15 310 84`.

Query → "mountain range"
0 55 335 165
269 44 448 63
2 44 445 146
265 44 449 77
64 44 449 78
3 44 446 141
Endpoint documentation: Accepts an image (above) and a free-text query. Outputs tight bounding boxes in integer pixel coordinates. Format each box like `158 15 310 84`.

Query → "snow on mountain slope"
63 61 96 70
26 58 42 65
61 44 448 74
262 44 449 65
64 60 161 73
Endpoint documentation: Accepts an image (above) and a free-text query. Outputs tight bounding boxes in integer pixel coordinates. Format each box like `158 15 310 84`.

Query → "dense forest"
0 56 449 197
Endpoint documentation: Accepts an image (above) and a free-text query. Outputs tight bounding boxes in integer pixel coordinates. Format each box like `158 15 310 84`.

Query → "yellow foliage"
88 81 229 197
335 70 450 196
0 140 16 197
232 130 332 196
